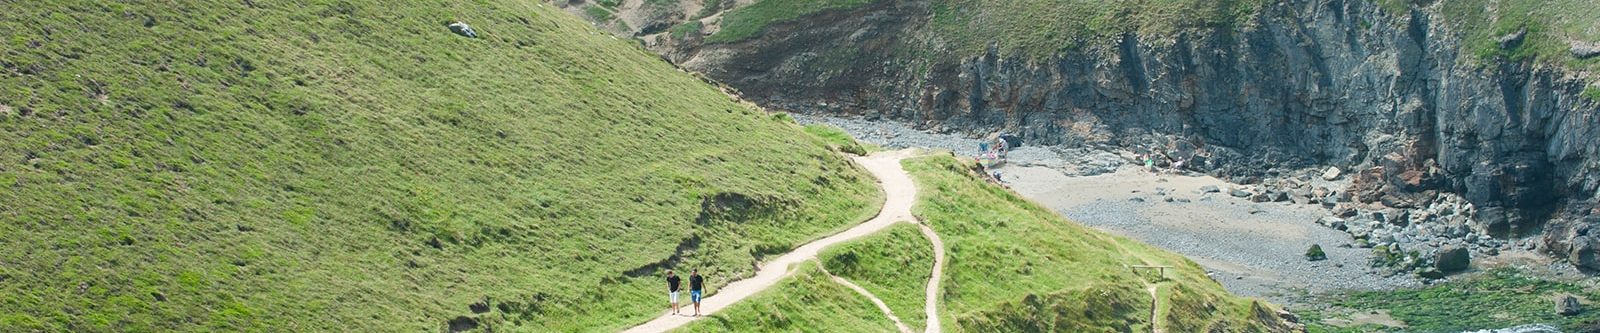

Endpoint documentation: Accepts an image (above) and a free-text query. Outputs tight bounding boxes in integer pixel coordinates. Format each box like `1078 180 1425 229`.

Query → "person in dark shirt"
665 270 682 315
689 269 705 317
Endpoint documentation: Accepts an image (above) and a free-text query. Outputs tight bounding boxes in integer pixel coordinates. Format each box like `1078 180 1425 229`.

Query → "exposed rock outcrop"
629 0 1600 270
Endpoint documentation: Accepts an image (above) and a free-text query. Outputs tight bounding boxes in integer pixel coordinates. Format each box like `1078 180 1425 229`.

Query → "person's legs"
669 291 679 314
691 290 702 316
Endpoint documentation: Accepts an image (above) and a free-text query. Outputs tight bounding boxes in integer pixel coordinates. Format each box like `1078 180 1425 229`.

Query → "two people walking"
665 269 704 317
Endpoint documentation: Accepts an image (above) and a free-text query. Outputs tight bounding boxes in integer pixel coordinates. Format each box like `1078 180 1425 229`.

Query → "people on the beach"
689 269 705 317
665 270 681 315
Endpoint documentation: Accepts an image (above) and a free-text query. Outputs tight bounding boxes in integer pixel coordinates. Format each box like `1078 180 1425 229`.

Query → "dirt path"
824 268 914 333
622 150 923 333
1147 284 1165 333
918 223 945 333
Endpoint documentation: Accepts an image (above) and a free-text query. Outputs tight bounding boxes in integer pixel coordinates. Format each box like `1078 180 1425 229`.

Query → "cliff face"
638 0 1600 269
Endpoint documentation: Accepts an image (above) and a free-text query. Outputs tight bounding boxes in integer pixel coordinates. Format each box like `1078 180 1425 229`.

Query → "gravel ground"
1003 165 1424 302
796 114 1424 304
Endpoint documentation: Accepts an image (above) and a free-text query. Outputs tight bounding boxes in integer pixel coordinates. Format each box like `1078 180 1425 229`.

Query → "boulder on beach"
1435 246 1470 273
1322 166 1342 181
1305 244 1327 261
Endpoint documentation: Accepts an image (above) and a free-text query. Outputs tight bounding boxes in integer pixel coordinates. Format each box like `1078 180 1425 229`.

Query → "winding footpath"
624 150 942 333
918 223 945 332
823 267 915 333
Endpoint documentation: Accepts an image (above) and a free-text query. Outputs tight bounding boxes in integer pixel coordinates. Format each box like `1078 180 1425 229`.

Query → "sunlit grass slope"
0 1 879 331
905 154 1283 332
673 261 898 333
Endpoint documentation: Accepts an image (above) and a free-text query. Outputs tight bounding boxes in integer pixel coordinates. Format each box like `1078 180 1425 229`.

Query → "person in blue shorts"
689 269 705 317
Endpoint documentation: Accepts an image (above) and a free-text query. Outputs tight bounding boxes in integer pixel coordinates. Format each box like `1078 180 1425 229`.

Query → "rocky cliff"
579 0 1600 270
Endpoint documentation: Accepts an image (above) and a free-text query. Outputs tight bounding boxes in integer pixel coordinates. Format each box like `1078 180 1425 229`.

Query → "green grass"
803 124 874 155
696 0 726 19
1431 0 1600 69
669 21 705 40
1583 86 1600 102
1302 268 1600 332
928 0 1264 58
821 223 934 331
585 5 616 22
706 0 877 43
904 154 1277 331
673 261 899 332
0 1 881 331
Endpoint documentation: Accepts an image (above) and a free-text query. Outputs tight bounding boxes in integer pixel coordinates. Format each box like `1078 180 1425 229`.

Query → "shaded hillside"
0 1 880 331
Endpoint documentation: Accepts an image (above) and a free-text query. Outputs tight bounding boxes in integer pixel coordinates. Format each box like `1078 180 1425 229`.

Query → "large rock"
1230 188 1252 198
1498 26 1528 49
1321 166 1342 181
1434 246 1470 273
1316 216 1347 231
1250 192 1272 203
448 22 478 38
1557 294 1583 316
1567 235 1600 271
1572 41 1600 59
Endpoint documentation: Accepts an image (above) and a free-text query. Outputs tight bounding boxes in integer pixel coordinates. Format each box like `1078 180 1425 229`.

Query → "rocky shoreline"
798 113 1587 302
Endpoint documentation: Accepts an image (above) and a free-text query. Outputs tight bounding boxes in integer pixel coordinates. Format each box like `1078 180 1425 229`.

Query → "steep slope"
0 1 880 331
587 0 1600 272
905 155 1292 332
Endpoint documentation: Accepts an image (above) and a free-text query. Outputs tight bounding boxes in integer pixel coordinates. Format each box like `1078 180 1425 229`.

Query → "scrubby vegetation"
928 0 1264 58
706 0 877 43
0 1 880 331
668 21 704 40
1429 0 1600 68
1583 86 1600 102
673 261 898 332
1303 268 1600 332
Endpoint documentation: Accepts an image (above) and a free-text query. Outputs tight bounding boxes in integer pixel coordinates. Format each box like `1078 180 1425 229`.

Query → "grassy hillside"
664 153 1287 332
821 223 934 331
904 155 1279 332
673 261 899 332
0 1 880 331
1428 0 1600 69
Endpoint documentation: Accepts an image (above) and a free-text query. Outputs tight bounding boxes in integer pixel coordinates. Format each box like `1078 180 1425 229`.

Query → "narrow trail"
1147 284 1165 333
823 268 914 333
918 223 945 333
623 150 924 333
